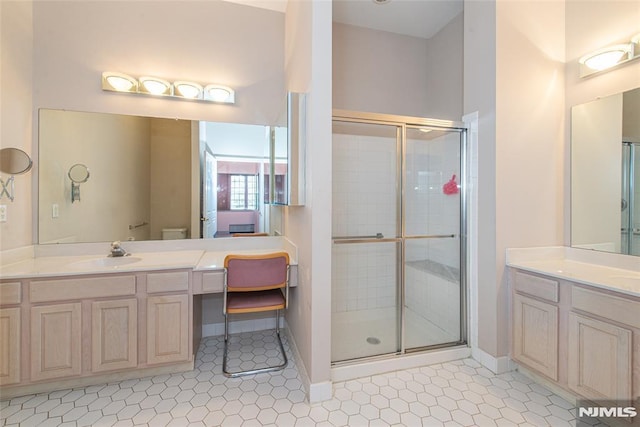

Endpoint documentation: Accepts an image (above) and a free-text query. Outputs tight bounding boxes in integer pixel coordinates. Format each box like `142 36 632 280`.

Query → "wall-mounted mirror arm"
0 177 15 202
0 148 33 202
68 163 90 203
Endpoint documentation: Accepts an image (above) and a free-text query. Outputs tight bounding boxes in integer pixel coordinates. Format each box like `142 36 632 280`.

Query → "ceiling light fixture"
101 71 235 104
579 33 640 77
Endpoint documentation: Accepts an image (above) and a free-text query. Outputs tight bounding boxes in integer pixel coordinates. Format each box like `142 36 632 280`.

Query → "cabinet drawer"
147 271 189 294
202 272 224 293
572 286 640 328
30 276 136 303
0 282 21 305
514 271 559 303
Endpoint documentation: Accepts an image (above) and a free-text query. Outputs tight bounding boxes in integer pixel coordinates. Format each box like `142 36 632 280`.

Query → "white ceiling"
223 0 463 40
333 0 463 39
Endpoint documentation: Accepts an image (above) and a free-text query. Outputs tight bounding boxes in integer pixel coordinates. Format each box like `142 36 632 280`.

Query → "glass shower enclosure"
622 142 639 256
331 111 467 363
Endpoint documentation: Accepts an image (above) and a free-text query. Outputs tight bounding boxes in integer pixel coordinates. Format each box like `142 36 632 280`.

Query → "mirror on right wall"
571 86 640 256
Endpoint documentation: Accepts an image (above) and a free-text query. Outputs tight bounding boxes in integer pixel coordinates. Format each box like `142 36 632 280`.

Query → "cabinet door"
512 294 558 380
147 295 189 365
568 312 632 400
31 303 82 381
92 299 138 372
0 307 21 385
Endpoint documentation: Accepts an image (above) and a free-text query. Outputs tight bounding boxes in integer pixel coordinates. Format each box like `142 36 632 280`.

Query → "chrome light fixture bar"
102 72 235 104
579 33 640 78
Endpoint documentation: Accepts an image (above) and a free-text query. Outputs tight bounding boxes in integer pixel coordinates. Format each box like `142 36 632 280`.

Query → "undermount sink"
69 256 142 269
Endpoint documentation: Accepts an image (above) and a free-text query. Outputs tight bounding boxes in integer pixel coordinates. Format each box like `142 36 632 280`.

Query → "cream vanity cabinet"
0 269 193 397
145 271 191 365
567 286 635 401
29 274 138 380
510 269 639 403
0 282 22 386
511 271 559 381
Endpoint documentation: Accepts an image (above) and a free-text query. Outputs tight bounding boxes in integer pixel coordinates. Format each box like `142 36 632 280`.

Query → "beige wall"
332 22 429 116
0 1 33 250
564 1 640 244
464 0 566 360
32 1 285 126
284 0 333 396
463 0 499 357
332 13 462 120
495 0 566 357
0 0 284 247
425 12 464 120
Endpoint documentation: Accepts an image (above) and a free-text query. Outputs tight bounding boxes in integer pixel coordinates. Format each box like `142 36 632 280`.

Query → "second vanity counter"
506 246 640 297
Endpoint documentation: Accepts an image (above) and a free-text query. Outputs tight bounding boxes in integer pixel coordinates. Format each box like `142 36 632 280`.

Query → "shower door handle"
404 234 456 239
333 233 400 244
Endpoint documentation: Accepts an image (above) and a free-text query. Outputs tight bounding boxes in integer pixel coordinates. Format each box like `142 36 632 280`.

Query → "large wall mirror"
571 86 640 256
38 108 292 244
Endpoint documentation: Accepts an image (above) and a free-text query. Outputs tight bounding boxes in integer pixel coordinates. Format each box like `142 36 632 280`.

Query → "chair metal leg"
222 310 288 378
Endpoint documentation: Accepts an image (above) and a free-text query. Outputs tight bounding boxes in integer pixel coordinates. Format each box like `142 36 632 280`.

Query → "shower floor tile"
1 330 603 427
331 307 458 362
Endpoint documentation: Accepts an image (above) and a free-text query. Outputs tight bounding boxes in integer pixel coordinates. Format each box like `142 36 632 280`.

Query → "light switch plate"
52 203 59 218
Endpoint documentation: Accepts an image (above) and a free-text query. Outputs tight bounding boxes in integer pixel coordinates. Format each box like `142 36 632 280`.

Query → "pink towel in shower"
443 174 459 195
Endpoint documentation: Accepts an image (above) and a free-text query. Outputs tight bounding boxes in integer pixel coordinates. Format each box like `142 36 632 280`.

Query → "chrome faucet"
109 241 128 257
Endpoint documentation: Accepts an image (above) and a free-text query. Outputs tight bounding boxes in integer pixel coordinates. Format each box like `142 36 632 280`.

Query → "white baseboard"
471 346 515 374
202 317 285 338
309 381 333 403
332 346 471 383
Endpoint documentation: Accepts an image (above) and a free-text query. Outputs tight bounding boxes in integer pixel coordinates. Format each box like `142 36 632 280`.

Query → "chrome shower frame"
331 110 469 364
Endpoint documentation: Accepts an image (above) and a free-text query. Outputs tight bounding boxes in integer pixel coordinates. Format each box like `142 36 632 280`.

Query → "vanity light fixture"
204 84 235 103
579 33 640 77
101 71 235 104
139 76 172 96
174 81 203 99
102 72 138 93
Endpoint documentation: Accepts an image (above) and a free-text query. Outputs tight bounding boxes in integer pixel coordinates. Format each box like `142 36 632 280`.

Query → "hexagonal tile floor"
1 330 595 426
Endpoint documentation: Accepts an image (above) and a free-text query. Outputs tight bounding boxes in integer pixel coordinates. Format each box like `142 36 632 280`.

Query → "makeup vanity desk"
0 238 297 399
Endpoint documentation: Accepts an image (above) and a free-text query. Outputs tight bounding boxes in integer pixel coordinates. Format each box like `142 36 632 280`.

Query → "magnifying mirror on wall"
68 163 90 203
0 148 33 201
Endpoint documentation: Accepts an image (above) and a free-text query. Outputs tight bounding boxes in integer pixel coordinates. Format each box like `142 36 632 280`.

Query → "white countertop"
0 237 298 280
195 249 296 271
0 251 206 279
506 246 640 297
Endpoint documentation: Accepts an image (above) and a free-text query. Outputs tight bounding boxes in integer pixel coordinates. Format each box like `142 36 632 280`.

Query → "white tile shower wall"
405 264 460 338
332 130 461 315
332 131 398 314
331 243 397 313
332 133 397 239
405 132 460 268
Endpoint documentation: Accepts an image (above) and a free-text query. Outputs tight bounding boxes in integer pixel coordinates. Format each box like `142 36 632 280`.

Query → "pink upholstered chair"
222 252 290 377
